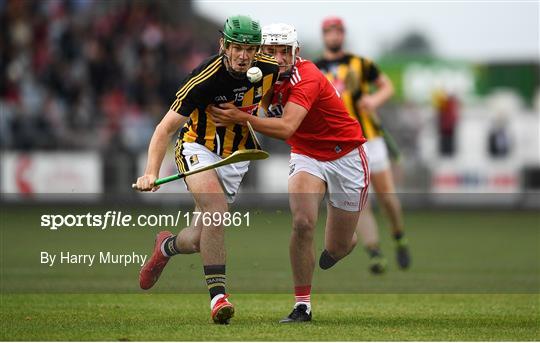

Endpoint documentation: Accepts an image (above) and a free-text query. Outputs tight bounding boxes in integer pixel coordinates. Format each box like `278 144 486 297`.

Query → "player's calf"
319 237 357 270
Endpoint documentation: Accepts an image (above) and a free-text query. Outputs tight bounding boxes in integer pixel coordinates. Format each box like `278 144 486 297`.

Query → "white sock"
294 301 311 314
160 240 168 257
210 294 225 309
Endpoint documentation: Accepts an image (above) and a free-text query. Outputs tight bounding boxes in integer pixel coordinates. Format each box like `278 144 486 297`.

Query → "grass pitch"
1 206 539 340
1 294 539 341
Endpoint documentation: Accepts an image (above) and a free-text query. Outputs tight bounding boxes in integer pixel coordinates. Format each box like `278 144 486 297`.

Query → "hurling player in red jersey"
209 23 370 323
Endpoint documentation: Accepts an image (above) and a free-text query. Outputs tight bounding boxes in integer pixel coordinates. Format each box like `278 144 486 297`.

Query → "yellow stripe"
204 110 216 152
256 53 278 64
242 87 254 107
170 98 180 112
341 92 358 121
205 274 225 278
360 111 376 139
177 63 222 102
175 57 221 97
256 57 278 65
171 99 182 113
337 63 348 86
237 126 249 150
175 142 188 173
183 109 199 144
357 57 382 139
262 73 274 96
175 58 222 100
350 56 362 84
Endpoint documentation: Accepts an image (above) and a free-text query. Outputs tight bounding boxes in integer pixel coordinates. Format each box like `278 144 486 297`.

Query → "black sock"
319 249 338 270
366 247 382 258
162 235 180 256
393 232 404 241
204 265 226 299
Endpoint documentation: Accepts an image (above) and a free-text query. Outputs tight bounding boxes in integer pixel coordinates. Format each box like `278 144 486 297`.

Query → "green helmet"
222 15 262 45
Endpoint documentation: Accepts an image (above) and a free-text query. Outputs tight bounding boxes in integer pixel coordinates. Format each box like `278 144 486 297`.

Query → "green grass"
1 294 539 340
1 206 539 340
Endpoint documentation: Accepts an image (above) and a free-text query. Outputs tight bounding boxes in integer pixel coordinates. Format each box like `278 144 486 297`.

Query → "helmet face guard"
261 23 299 79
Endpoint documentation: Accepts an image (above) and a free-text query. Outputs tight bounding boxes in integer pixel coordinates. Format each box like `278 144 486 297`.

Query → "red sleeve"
286 63 321 111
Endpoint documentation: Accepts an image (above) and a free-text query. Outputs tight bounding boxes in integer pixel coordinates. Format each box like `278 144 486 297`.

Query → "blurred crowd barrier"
1 1 539 208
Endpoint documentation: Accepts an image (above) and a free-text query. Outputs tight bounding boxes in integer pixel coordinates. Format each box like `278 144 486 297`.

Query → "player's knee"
197 200 228 216
292 215 316 239
326 240 354 260
350 232 358 249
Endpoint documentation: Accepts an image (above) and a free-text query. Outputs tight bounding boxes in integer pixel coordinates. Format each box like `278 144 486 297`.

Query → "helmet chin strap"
271 46 297 80
222 48 259 80
223 53 247 80
279 66 293 80
278 54 297 80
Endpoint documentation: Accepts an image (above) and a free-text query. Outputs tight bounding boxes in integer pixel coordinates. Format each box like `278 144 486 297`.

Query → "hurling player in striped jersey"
209 23 370 323
134 15 278 325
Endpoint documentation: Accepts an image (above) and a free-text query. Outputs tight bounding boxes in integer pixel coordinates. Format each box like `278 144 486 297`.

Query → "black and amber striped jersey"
315 54 382 140
170 52 279 158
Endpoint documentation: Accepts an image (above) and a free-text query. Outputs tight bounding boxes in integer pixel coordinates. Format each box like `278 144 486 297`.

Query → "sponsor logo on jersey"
233 86 248 93
214 95 228 102
238 104 259 115
335 145 342 153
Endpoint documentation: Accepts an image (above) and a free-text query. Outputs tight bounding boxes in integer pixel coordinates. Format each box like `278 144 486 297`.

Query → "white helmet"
262 23 299 73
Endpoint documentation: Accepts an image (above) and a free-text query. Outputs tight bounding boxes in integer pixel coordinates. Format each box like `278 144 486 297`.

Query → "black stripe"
174 135 189 173
245 132 255 149
178 120 190 142
231 124 244 152
195 109 207 146
257 57 279 65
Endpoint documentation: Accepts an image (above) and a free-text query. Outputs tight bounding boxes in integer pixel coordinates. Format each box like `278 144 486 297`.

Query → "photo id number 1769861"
184 211 250 227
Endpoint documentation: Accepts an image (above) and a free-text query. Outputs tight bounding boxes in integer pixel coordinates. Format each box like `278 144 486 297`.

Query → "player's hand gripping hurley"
132 122 267 190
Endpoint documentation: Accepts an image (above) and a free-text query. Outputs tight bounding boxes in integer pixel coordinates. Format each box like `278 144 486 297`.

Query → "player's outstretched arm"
134 110 189 192
209 102 307 140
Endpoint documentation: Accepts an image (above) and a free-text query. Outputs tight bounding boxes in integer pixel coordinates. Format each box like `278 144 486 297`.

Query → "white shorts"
175 142 249 203
289 146 370 212
364 136 390 173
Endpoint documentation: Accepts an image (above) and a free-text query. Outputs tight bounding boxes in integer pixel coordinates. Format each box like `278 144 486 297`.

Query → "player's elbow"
155 122 176 140
281 125 295 140
155 122 169 134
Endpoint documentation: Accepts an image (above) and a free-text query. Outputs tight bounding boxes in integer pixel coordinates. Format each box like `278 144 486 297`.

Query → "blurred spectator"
488 114 512 158
433 89 459 156
0 0 215 151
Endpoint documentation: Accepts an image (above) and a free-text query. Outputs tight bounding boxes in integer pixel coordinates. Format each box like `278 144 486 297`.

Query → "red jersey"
271 58 366 161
